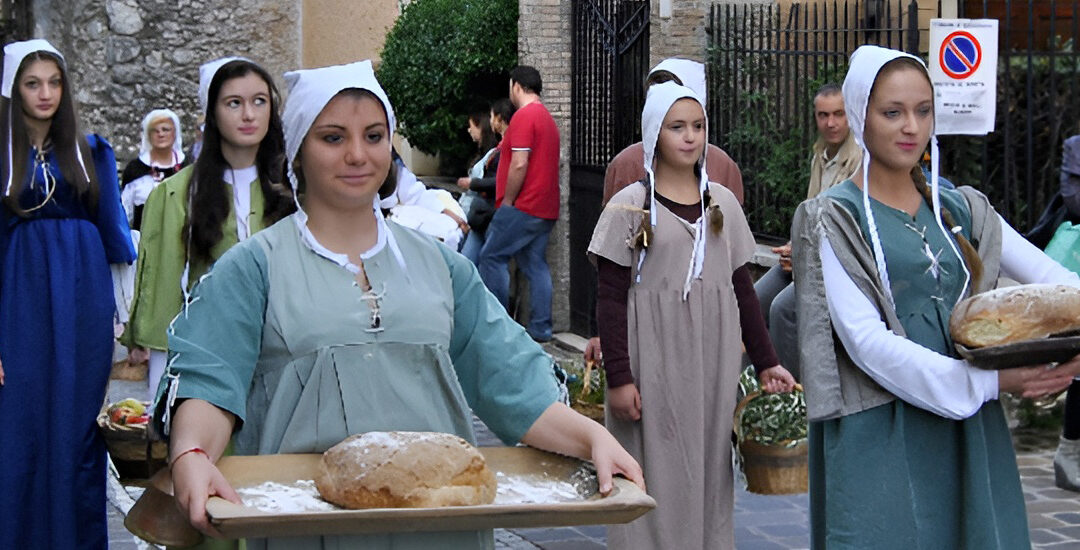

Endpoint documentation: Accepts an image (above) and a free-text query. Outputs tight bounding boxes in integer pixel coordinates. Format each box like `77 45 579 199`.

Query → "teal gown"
809 181 1029 550
153 215 561 549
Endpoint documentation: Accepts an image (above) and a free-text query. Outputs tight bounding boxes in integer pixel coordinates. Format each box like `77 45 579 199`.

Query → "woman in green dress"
123 57 294 400
152 60 644 549
792 45 1080 549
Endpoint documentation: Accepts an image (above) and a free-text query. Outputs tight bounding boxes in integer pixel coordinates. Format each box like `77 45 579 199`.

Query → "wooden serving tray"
956 333 1080 369
143 446 653 540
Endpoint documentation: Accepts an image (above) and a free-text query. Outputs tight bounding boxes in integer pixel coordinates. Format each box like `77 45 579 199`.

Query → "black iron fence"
707 0 1080 239
568 0 650 335
707 0 923 239
947 0 1080 232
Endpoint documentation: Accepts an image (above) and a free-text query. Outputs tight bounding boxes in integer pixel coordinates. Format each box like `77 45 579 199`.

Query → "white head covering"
2 39 89 197
842 45 969 308
639 81 710 299
137 108 185 166
649 58 707 104
281 59 406 271
198 56 250 114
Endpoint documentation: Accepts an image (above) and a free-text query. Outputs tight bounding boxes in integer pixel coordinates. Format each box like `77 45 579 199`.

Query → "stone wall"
518 0 573 334
650 0 711 65
32 0 301 165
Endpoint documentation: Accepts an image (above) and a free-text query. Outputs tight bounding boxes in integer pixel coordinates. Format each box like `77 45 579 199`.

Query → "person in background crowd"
753 83 860 380
0 38 135 549
1054 133 1080 492
379 147 468 250
590 80 794 549
114 108 188 342
479 65 561 342
792 45 1080 549
585 57 745 366
456 99 508 263
602 58 744 207
156 59 644 549
122 57 294 402
121 109 188 230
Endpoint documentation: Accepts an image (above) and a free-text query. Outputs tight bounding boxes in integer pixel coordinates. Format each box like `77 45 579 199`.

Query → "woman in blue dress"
0 39 135 548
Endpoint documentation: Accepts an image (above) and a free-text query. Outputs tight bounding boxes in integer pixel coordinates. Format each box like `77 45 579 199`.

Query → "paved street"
104 342 1080 549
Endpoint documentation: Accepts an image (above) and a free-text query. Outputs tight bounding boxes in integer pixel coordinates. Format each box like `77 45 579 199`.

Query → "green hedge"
378 0 518 174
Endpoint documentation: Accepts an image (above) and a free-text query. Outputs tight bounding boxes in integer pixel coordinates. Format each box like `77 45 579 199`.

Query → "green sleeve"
152 240 269 436
122 172 189 350
440 246 560 445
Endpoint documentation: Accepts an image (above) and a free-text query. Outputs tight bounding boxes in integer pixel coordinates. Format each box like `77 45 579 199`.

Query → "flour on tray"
494 472 585 504
238 473 587 512
237 480 339 513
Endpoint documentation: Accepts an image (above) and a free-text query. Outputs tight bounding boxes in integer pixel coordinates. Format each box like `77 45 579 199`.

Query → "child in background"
589 81 794 549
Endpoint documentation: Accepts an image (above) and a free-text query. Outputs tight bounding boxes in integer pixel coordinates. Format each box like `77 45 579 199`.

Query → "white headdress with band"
649 58 707 104
639 81 709 299
2 39 89 197
842 45 969 309
138 108 185 166
198 56 250 114
281 59 407 272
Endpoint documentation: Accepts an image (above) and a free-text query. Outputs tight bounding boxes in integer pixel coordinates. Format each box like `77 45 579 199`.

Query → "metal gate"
707 0 922 239
568 0 649 336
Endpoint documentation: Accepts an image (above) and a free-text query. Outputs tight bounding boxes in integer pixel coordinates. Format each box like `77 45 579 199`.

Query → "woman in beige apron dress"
589 82 794 549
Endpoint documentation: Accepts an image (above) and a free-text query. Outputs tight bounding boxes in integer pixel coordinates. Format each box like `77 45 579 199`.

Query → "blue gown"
0 134 136 549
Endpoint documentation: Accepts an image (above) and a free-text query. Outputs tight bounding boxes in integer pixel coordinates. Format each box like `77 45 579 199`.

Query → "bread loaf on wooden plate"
950 284 1080 348
315 431 496 509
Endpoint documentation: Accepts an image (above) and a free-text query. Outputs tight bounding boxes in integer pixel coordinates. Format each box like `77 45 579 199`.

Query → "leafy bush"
378 0 518 175
708 53 846 238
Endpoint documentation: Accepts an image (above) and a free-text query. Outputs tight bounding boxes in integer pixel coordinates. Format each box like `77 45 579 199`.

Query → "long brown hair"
183 60 294 263
0 50 98 217
872 57 984 292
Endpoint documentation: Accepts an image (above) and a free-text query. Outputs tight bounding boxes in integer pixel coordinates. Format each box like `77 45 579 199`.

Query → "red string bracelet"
170 447 210 468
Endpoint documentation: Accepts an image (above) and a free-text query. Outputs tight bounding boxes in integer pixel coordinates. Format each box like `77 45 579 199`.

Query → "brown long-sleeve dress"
588 181 755 550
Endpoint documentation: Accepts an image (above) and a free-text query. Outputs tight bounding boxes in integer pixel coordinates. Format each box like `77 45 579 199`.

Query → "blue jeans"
478 205 556 341
460 228 485 265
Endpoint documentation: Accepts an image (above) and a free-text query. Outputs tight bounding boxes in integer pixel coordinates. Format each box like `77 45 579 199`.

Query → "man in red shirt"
478 66 560 342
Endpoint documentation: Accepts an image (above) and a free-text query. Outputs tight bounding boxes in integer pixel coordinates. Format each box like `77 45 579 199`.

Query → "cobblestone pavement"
105 348 1080 549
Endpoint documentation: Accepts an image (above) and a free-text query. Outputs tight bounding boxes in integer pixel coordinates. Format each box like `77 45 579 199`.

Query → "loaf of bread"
950 284 1080 348
315 431 496 509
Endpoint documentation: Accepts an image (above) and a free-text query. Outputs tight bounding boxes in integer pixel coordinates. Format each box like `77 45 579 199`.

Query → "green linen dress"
153 215 560 549
122 166 269 351
809 180 1029 550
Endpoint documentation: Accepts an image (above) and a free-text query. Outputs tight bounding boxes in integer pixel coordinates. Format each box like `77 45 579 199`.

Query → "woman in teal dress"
791 45 1080 549
152 59 644 549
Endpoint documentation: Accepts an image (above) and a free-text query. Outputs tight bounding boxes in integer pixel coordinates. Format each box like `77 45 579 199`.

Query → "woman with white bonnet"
0 38 135 548
153 59 644 549
791 45 1080 548
122 57 294 401
121 108 188 229
588 81 793 549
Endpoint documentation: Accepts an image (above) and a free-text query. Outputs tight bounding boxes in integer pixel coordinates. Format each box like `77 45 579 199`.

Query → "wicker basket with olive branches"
733 367 808 494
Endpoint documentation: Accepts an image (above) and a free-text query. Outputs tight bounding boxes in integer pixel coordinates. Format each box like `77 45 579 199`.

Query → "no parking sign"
929 19 999 135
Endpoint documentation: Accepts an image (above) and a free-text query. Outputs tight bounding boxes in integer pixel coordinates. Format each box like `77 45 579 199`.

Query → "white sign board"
929 19 999 135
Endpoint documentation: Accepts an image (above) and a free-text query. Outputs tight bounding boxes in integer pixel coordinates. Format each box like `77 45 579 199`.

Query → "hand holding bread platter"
127 434 654 542
950 284 1080 369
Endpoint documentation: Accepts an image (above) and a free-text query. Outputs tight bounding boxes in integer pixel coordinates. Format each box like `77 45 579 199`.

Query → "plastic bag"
1044 221 1080 275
